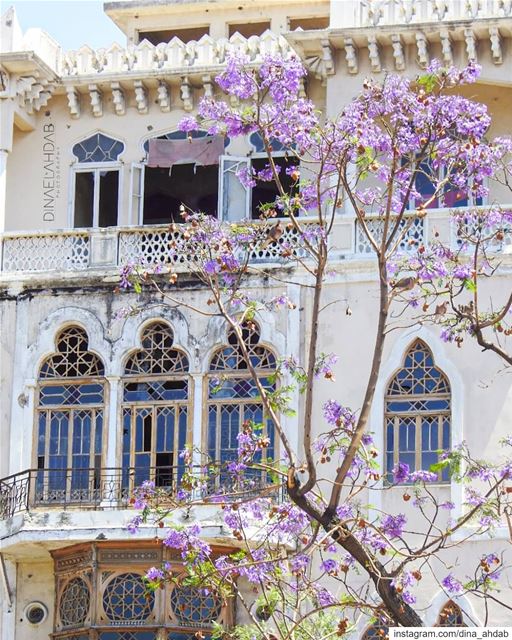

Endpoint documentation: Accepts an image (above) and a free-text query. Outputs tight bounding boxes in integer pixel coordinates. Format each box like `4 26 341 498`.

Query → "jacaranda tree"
120 53 512 636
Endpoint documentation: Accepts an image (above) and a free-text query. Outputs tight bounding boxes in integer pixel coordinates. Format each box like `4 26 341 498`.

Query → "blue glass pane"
73 133 124 162
40 383 104 406
100 631 156 640
38 412 46 456
209 376 274 399
386 422 394 452
123 380 188 402
95 414 103 455
122 410 131 455
250 131 288 153
170 586 222 626
422 451 438 472
102 573 154 622
208 406 217 460
399 422 415 452
443 418 450 449
414 160 438 208
399 451 416 472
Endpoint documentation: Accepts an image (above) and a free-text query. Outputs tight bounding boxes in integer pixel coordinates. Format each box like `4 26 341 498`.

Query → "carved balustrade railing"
333 0 512 29
60 31 290 77
0 466 284 520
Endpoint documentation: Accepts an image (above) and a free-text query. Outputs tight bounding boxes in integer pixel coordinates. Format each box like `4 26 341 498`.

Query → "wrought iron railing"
0 466 283 520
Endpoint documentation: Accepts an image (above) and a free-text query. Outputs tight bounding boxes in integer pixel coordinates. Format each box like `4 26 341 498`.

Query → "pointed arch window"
37 326 105 503
72 133 124 228
385 340 451 483
435 601 466 627
207 323 276 487
121 322 190 491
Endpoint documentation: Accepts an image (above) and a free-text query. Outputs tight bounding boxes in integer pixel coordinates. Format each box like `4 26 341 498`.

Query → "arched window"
435 601 466 627
72 133 124 228
121 322 190 491
385 340 451 483
208 323 276 487
37 326 105 504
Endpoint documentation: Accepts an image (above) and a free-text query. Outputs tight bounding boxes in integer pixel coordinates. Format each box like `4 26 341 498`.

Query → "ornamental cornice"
285 16 512 78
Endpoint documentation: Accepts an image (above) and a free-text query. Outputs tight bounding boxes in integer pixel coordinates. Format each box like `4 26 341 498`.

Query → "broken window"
72 133 124 228
132 131 224 225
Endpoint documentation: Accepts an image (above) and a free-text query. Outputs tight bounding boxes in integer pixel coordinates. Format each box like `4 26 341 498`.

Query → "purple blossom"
381 513 407 539
146 567 164 582
392 461 410 483
442 573 464 595
408 470 438 483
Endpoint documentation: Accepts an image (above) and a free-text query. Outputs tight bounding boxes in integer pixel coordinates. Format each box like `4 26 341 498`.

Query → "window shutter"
129 162 145 224
218 155 250 222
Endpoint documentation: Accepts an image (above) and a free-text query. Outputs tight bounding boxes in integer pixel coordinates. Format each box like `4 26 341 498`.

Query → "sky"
1 0 126 50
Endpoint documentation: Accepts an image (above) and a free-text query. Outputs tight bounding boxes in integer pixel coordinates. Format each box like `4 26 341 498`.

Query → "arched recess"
120 321 190 492
368 326 464 514
36 326 106 503
206 321 277 487
424 592 478 627
384 338 451 483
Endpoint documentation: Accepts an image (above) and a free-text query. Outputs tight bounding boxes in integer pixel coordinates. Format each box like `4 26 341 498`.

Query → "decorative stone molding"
367 34 381 73
157 80 171 112
415 32 429 68
66 87 80 118
180 76 193 111
344 38 358 74
464 28 478 61
111 81 125 115
202 74 214 99
391 34 405 71
88 84 102 117
439 29 453 65
489 26 502 64
134 80 148 114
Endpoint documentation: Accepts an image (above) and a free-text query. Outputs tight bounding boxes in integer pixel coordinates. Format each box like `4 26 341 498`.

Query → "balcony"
0 466 283 521
0 219 350 278
1 208 510 279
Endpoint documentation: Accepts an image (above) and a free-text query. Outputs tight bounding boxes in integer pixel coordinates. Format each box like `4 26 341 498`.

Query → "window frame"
68 161 123 229
384 340 451 484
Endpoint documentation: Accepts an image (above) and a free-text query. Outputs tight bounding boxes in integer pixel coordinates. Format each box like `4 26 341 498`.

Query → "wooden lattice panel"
59 576 91 628
124 323 189 375
101 572 155 624
40 327 104 379
169 585 223 628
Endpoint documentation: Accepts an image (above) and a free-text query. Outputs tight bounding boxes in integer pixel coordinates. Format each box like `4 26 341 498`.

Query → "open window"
71 133 124 228
135 131 224 225
218 132 299 221
407 158 484 210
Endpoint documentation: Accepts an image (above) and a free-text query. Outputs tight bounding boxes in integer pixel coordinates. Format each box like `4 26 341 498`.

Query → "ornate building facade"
1 1 512 638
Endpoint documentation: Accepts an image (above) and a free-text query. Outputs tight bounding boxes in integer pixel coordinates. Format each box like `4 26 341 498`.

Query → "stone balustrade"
332 0 512 30
60 31 290 78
